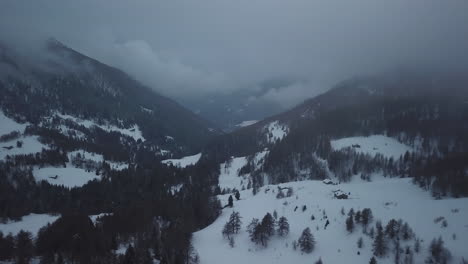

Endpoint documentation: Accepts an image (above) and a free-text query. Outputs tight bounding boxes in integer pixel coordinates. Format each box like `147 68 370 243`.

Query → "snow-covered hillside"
331 135 413 159
55 113 145 142
193 176 468 264
34 166 101 188
0 110 27 135
0 214 59 236
219 151 268 191
0 136 49 160
265 121 289 143
162 153 202 168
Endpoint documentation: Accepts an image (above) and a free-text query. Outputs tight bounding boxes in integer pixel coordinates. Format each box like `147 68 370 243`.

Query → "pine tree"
247 218 259 236
355 210 362 223
361 208 373 227
346 215 354 233
228 195 233 207
315 257 323 264
394 240 401 264
369 256 377 264
385 219 399 240
15 230 33 264
234 190 240 200
414 239 420 253
0 233 14 260
222 211 242 239
261 213 275 237
298 227 315 253
426 237 451 264
277 216 290 237
373 221 387 257
357 237 364 248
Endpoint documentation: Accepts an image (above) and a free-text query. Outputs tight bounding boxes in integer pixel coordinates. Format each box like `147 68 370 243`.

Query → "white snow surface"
161 153 202 168
236 120 258 127
193 177 468 264
34 166 101 188
0 214 59 236
0 136 48 160
219 151 268 191
331 135 413 159
56 113 145 142
265 121 288 143
68 150 129 171
0 110 27 136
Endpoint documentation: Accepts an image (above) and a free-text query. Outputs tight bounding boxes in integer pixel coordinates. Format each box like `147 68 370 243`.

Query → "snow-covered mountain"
189 70 468 264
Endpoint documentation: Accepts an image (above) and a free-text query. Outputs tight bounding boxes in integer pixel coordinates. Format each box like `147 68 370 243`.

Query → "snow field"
193 177 468 264
331 135 413 159
161 153 202 168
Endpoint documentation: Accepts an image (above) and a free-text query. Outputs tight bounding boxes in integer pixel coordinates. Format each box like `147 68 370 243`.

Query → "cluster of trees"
222 212 242 242
0 230 34 264
245 213 290 247
371 219 418 264
345 208 373 233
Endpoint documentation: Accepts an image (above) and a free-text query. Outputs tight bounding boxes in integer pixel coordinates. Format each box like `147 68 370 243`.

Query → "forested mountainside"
0 39 222 263
202 70 468 197
0 39 220 155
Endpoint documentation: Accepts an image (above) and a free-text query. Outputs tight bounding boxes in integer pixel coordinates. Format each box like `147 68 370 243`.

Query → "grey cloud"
1 0 468 107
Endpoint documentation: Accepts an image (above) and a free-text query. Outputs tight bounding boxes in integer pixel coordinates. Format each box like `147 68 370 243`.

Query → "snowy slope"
56 113 145 142
0 214 59 236
219 151 268 191
34 166 101 188
331 135 413 159
265 121 289 143
0 110 27 136
161 153 202 168
193 177 468 264
0 136 48 160
68 150 129 171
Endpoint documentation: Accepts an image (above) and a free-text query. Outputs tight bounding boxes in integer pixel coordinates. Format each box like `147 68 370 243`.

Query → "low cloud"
1 0 468 107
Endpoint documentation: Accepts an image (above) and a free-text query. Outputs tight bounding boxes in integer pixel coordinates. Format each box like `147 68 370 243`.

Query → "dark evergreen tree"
298 227 315 253
369 256 378 264
228 195 234 207
277 216 290 237
361 208 373 227
426 237 451 264
373 221 387 257
346 215 354 233
0 233 14 261
15 230 34 264
261 213 275 237
234 190 240 200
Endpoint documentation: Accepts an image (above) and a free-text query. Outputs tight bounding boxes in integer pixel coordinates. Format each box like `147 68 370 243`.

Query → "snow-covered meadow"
331 135 413 159
193 177 468 264
161 153 202 168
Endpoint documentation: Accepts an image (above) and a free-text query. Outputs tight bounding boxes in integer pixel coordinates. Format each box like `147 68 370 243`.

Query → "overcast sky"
1 0 468 108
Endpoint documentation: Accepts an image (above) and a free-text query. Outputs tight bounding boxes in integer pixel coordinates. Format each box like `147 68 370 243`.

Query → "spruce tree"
346 215 354 233
228 195 233 207
298 227 315 253
234 190 240 200
261 213 275 237
277 216 290 237
373 221 387 257
15 230 33 264
369 256 377 264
